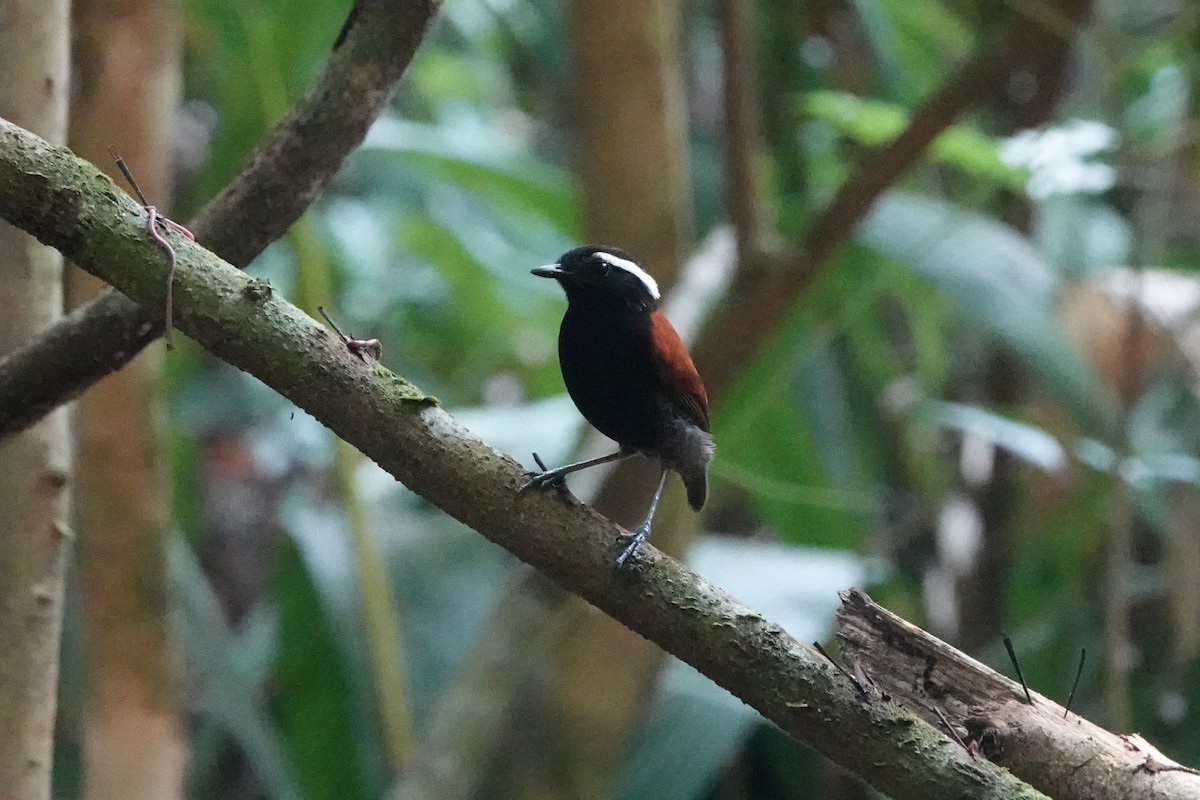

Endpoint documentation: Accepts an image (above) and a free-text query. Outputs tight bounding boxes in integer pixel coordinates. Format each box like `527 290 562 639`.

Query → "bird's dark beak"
531 264 564 279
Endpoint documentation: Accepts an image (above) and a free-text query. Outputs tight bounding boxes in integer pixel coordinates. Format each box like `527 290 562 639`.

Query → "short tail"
672 424 714 510
683 469 708 510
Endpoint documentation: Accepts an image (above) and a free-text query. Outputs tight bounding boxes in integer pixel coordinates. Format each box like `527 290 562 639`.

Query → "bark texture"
67 1 185 798
0 4 72 800
836 589 1200 800
0 118 1049 800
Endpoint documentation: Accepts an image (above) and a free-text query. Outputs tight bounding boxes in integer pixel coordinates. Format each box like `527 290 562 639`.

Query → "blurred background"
41 0 1200 797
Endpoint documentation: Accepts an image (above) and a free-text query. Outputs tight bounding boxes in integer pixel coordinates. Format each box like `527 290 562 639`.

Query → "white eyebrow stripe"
594 251 660 299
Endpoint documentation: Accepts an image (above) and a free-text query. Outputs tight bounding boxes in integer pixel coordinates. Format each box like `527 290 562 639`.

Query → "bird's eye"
594 258 612 277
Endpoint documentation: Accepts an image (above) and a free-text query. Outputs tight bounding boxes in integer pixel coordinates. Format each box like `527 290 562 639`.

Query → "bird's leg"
521 449 633 494
526 452 579 505
615 466 669 567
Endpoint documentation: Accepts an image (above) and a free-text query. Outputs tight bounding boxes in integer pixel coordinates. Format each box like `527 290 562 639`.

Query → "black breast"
557 304 674 453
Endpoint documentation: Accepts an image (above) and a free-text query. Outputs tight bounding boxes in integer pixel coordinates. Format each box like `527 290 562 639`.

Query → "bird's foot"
614 524 651 567
521 453 581 505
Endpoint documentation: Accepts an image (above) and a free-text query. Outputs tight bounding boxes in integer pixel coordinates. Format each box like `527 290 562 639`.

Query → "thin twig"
109 148 194 350
108 147 150 206
813 641 853 679
525 452 580 505
1064 647 1086 718
1003 635 1035 705
317 305 382 362
317 305 349 339
813 641 877 700
934 706 972 755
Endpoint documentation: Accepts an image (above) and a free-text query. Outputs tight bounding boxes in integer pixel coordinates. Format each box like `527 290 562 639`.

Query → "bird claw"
520 471 561 490
614 526 650 567
521 453 582 505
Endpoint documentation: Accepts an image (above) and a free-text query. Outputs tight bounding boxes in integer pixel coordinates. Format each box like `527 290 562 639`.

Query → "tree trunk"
66 1 185 799
0 3 72 799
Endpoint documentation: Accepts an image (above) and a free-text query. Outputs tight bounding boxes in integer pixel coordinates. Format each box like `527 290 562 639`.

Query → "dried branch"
0 116 1046 800
0 0 439 438
837 589 1200 800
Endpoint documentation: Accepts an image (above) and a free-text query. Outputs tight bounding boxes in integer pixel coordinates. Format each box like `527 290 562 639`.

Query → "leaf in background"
182 0 348 210
872 0 972 89
395 212 559 395
918 400 1069 472
454 395 585 469
715 322 876 549
858 191 1117 434
804 91 1027 189
323 115 578 402
272 537 374 800
168 537 302 800
618 662 759 800
361 116 579 235
846 0 907 97
713 251 951 548
1033 195 1132 276
793 337 874 498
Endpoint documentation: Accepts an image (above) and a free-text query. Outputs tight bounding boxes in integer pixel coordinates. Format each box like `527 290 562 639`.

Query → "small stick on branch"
317 305 381 362
934 705 972 755
1064 647 1086 718
109 149 194 349
1003 634 1035 705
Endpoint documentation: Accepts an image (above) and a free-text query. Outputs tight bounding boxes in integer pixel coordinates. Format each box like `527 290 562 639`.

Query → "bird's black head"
532 246 660 311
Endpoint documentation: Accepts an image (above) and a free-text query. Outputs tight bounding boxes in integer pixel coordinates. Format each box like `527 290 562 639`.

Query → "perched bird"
524 246 714 565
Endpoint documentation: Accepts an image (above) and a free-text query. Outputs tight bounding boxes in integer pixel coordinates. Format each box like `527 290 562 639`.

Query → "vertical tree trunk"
569 0 692 282
66 2 185 799
0 3 73 799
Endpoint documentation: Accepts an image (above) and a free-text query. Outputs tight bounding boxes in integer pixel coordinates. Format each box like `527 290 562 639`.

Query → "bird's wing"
650 311 710 432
